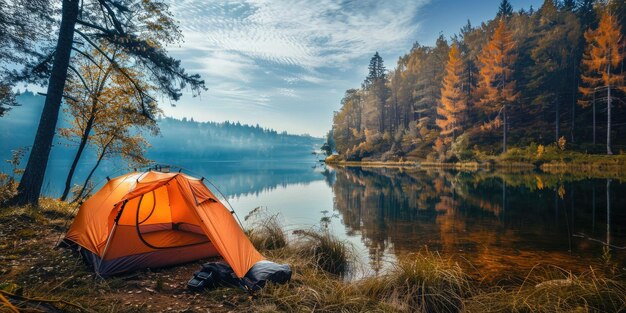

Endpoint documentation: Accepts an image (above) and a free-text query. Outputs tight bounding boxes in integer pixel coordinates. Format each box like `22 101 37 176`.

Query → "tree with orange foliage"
59 46 160 201
437 44 468 146
476 19 519 153
579 10 626 155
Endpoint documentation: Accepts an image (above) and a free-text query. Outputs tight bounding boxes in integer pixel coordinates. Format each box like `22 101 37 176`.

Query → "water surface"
228 164 626 280
31 160 626 280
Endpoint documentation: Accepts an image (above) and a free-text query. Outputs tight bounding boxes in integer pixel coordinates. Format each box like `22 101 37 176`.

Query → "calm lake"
36 158 626 281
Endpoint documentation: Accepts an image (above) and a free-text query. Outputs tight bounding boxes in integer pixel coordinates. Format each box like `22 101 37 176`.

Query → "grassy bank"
326 146 626 175
1 200 626 312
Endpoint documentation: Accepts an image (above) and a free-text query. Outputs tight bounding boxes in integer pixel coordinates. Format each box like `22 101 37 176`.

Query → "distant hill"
0 92 323 188
150 117 322 161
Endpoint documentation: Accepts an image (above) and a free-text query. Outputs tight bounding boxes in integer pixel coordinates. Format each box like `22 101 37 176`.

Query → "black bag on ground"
187 261 291 291
187 271 215 291
241 260 292 291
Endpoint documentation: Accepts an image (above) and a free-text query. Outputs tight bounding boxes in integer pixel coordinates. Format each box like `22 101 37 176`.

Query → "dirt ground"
0 202 271 313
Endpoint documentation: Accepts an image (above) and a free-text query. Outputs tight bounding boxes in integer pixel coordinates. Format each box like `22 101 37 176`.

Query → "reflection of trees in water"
331 167 626 278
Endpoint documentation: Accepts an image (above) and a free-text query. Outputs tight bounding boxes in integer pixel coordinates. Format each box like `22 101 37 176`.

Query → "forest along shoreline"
323 1 626 175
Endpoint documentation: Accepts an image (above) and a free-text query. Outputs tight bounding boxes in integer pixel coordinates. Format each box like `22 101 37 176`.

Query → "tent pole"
97 223 118 276
97 200 128 275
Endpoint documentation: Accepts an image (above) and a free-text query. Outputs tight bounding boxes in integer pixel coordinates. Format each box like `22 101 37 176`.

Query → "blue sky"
164 0 543 137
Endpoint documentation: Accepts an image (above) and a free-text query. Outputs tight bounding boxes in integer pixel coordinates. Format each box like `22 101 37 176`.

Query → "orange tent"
65 170 263 277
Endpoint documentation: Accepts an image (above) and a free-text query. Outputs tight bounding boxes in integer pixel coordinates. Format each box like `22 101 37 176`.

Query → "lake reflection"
227 164 626 280
329 166 626 280
35 159 626 280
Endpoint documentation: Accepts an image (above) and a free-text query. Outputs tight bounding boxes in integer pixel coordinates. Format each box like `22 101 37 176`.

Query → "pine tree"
477 19 519 153
579 10 626 155
437 44 468 145
562 0 576 11
497 0 514 18
363 52 388 133
527 0 581 142
413 36 449 130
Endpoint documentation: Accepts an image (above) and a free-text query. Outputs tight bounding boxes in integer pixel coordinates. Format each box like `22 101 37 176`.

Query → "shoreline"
325 154 626 175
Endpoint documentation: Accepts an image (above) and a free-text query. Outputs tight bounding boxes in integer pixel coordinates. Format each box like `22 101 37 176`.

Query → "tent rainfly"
64 170 264 277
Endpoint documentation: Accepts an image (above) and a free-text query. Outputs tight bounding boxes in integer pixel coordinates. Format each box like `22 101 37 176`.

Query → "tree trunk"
593 91 596 147
570 89 575 143
379 94 385 133
12 0 80 206
71 145 107 203
60 115 95 201
502 103 507 153
502 179 507 214
555 97 560 142
607 62 612 155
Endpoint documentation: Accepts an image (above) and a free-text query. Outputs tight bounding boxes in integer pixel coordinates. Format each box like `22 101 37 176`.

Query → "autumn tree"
59 46 159 201
477 19 519 153
333 89 363 155
579 10 626 155
72 112 155 202
437 44 468 147
608 0 626 36
5 0 206 206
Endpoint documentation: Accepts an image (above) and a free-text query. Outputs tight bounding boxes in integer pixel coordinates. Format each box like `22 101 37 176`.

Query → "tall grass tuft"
361 249 471 312
467 265 626 313
293 229 352 276
244 208 287 251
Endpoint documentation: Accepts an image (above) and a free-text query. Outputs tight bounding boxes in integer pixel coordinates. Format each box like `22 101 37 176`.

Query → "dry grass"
245 213 288 251
360 250 471 313
2 199 626 313
466 265 626 313
292 228 353 276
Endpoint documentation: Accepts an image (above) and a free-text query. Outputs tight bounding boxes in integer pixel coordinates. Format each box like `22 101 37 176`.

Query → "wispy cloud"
169 0 428 75
190 51 258 82
276 87 298 98
207 82 273 109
